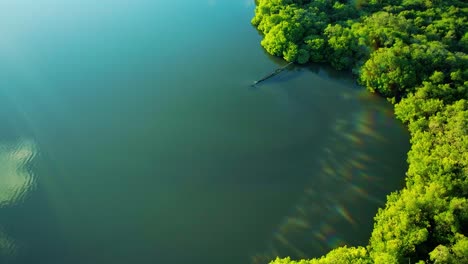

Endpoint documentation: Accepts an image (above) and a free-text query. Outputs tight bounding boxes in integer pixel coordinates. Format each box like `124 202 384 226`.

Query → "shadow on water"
304 63 363 91
248 64 409 263
268 67 304 84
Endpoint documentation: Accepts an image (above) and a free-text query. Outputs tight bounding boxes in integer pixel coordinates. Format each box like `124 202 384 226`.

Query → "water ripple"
0 139 37 207
0 139 37 259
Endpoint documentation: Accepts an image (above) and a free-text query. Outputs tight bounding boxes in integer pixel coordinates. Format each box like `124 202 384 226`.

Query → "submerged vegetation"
252 0 467 263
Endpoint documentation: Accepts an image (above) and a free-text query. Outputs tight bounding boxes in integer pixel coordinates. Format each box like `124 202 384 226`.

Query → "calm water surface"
0 1 409 263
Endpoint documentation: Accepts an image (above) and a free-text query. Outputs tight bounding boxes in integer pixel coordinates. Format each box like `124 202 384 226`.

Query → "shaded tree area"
252 0 467 263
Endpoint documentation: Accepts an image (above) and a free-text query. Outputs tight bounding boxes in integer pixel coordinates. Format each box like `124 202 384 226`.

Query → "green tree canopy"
252 0 468 263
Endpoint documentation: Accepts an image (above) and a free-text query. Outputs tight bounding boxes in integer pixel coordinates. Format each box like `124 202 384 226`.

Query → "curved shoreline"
252 0 468 263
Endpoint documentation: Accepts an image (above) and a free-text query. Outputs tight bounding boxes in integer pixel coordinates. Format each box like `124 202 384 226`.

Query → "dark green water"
0 1 409 263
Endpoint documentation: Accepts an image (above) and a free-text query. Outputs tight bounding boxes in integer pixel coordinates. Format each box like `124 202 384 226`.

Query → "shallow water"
0 1 409 263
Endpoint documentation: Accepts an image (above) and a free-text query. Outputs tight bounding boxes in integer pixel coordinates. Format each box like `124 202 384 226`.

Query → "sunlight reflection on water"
0 139 37 257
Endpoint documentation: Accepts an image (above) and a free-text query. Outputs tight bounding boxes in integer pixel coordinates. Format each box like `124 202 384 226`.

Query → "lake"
0 1 409 263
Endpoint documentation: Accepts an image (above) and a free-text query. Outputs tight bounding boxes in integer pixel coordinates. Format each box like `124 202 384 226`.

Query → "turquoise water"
0 1 409 263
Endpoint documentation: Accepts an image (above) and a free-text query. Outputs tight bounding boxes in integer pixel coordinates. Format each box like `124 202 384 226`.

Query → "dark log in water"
252 62 294 86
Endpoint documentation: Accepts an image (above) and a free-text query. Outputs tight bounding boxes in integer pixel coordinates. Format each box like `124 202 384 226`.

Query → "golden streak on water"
345 134 362 145
252 96 400 261
295 205 307 216
349 159 366 170
357 153 373 162
274 233 307 259
323 164 335 176
335 205 356 226
287 217 310 230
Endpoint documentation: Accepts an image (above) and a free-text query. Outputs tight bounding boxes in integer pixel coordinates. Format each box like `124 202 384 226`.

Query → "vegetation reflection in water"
251 90 401 263
0 139 37 257
0 1 411 263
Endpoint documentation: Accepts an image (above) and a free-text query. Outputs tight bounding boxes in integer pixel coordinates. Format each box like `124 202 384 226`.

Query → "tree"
252 1 468 263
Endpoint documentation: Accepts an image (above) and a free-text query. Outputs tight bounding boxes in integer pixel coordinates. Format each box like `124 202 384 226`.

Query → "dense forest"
252 0 467 263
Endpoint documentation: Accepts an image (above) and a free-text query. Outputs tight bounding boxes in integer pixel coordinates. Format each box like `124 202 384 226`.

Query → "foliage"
269 246 372 264
252 0 468 263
